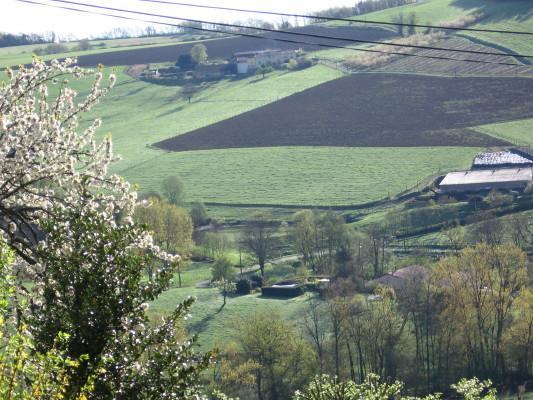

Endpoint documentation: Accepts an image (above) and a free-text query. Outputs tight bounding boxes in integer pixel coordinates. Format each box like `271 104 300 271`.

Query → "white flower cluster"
0 58 177 263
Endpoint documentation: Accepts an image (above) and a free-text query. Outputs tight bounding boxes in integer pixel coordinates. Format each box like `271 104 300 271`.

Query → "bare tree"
243 213 278 276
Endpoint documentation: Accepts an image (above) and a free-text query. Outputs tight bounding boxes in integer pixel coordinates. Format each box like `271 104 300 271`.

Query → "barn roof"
366 265 429 291
440 168 532 186
473 151 533 167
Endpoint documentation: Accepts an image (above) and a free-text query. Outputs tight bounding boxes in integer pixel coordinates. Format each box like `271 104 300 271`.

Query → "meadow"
473 118 533 146
71 67 497 208
151 286 316 351
128 146 480 206
329 0 533 56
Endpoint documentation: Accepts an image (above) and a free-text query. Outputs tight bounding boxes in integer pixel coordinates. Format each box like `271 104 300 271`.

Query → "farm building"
193 64 225 80
472 149 533 169
439 168 532 193
366 265 429 293
234 49 298 74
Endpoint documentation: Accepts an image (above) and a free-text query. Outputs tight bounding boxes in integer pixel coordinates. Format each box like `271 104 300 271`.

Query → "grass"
151 287 316 351
473 118 533 146
149 262 308 351
328 0 533 56
172 262 213 288
127 146 480 206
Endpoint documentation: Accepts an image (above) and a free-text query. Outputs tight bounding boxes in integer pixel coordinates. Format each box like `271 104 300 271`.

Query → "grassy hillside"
76 69 494 207
473 118 533 146
150 287 315 351
330 0 533 56
129 146 480 206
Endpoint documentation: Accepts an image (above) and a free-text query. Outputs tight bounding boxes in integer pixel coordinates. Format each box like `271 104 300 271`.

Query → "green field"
330 0 533 56
128 146 480 206
150 287 315 351
473 118 533 146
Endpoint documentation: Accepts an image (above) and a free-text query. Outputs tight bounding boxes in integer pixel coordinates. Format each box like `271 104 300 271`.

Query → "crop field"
127 147 480 206
327 0 533 55
473 118 533 146
155 73 533 151
362 37 533 76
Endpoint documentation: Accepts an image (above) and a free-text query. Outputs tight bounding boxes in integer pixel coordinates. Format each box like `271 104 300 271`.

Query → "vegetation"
0 59 212 399
190 43 208 64
329 0 533 55
473 118 533 146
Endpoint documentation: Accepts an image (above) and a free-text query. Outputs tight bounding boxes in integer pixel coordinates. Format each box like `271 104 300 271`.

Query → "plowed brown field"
155 73 533 151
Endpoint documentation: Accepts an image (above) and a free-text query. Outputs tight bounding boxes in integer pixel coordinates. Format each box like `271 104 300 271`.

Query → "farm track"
75 26 395 67
154 73 533 151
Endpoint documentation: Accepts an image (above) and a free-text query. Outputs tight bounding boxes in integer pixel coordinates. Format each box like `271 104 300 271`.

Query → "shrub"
44 42 69 55
236 279 252 295
249 275 263 288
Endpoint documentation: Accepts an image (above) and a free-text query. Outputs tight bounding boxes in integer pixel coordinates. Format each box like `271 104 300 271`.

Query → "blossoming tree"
0 58 212 399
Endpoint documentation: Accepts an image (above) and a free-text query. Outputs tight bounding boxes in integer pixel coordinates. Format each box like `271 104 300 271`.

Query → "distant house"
439 168 532 193
234 49 298 74
366 265 429 293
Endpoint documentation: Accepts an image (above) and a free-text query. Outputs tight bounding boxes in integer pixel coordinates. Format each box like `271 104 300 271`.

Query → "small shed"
440 168 532 193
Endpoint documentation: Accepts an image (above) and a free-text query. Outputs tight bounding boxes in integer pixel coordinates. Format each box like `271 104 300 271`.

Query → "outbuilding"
439 168 532 193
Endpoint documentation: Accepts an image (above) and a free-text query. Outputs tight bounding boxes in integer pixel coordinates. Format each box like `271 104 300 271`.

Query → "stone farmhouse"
234 49 299 74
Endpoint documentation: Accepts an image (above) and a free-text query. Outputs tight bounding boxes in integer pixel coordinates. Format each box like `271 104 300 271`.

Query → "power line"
34 0 533 59
14 0 527 68
133 0 533 36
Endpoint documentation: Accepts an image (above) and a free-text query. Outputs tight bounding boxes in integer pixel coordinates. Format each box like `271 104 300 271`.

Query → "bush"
76 38 91 51
44 43 68 55
236 279 252 295
176 54 197 69
249 275 263 288
291 260 303 269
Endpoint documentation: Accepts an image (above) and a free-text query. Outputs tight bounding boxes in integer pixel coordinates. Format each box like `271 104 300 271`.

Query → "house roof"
440 168 532 186
367 265 429 291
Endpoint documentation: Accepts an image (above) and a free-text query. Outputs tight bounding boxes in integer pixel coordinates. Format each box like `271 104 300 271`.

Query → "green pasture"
150 262 309 351
473 118 533 146
127 146 480 206
150 287 316 351
329 0 533 56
